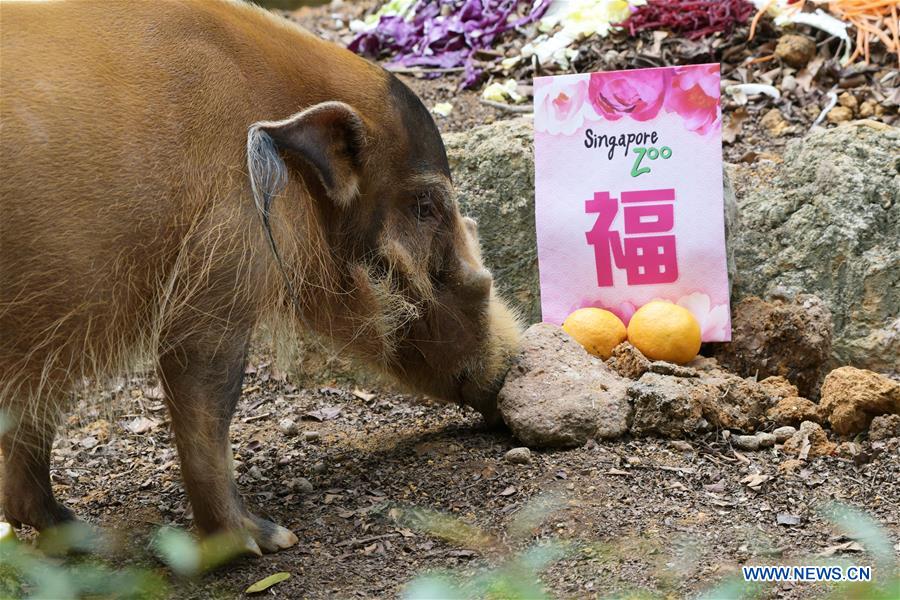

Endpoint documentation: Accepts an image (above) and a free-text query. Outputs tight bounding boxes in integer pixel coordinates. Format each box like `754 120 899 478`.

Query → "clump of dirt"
712 295 833 398
819 366 900 436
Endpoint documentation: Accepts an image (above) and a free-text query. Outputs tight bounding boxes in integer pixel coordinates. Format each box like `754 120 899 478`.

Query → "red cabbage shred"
622 0 756 40
349 0 551 88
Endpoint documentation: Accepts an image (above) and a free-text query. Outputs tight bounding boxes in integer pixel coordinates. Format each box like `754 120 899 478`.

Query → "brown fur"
0 0 520 551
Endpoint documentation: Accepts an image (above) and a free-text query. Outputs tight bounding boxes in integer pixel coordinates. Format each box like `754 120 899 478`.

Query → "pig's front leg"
1 405 76 531
158 329 298 555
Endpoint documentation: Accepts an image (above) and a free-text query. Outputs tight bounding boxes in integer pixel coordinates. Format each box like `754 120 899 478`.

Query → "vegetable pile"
349 0 900 88
349 0 551 87
623 0 757 40
751 0 900 66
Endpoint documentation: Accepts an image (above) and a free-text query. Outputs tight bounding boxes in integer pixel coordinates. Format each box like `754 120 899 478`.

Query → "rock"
775 34 816 68
837 92 858 112
836 441 861 458
698 370 775 433
819 367 900 436
629 364 778 437
760 108 791 137
767 396 823 426
712 295 832 398
606 342 650 380
859 100 877 118
759 376 799 401
776 513 801 526
727 123 899 373
310 461 327 474
628 373 713 437
446 118 740 324
731 432 775 451
732 435 760 451
756 432 777 448
505 447 532 464
648 361 699 378
499 323 632 448
827 106 853 124
782 421 836 458
670 440 693 452
302 430 321 443
444 118 540 322
773 425 797 443
868 414 900 441
289 477 314 494
278 418 298 436
802 104 822 120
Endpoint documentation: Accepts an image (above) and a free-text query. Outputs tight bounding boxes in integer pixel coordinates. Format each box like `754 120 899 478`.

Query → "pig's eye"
414 198 435 222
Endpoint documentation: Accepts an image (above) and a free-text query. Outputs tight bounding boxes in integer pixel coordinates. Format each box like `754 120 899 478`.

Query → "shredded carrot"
749 0 776 40
747 53 778 64
749 0 900 68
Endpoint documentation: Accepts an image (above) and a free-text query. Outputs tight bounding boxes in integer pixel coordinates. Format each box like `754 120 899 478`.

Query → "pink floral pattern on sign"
676 292 731 339
535 78 590 135
574 64 721 136
665 65 721 135
587 68 668 122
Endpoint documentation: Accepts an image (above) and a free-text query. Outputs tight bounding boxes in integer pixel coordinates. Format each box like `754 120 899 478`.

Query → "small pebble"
505 447 532 464
859 100 877 118
838 91 858 112
773 426 797 443
311 461 327 474
760 108 791 137
732 434 760 451
278 418 298 436
827 106 853 124
756 432 777 448
248 465 263 480
302 430 321 442
289 477 314 493
775 34 816 68
670 440 693 452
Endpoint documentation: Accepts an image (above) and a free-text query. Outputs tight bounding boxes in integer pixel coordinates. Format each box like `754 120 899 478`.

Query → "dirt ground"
4 3 900 600
7 347 897 599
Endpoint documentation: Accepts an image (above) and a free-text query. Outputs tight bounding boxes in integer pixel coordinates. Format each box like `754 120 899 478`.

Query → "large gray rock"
628 366 777 437
727 121 899 373
628 373 713 438
498 323 631 448
444 118 540 323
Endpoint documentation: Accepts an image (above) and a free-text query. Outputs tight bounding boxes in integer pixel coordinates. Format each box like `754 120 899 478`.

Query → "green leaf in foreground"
402 574 465 600
245 571 291 594
154 527 201 576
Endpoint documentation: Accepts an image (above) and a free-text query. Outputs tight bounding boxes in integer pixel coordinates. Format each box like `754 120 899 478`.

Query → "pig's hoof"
4 497 77 532
475 405 506 430
243 514 298 554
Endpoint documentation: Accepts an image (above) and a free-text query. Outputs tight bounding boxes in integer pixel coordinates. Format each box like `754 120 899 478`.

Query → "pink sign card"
534 64 731 341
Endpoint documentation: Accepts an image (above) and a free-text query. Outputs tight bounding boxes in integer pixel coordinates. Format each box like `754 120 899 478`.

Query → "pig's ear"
247 102 366 208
